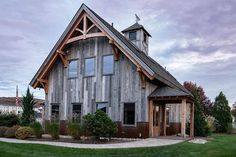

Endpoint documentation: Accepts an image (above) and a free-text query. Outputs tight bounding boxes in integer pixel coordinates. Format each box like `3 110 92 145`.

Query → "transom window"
129 31 136 40
102 55 114 75
85 57 95 76
68 60 78 78
72 103 82 122
123 103 135 125
96 102 107 113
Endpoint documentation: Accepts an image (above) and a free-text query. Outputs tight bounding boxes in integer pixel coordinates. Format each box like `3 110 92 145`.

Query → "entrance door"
152 105 161 136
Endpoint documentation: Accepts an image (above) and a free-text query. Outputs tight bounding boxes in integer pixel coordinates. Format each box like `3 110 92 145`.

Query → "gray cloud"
0 0 235 105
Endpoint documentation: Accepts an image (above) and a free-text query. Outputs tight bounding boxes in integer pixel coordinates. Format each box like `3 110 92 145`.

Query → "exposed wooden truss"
66 14 106 44
37 79 48 94
57 50 68 68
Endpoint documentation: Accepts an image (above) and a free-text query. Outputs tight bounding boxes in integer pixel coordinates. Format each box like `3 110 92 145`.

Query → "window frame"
68 59 78 79
129 31 137 41
84 57 96 77
51 103 60 123
96 102 108 113
102 54 114 75
72 103 82 123
123 102 136 126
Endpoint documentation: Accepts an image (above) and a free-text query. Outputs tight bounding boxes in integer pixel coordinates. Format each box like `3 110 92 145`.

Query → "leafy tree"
184 81 213 115
21 88 35 126
212 92 232 133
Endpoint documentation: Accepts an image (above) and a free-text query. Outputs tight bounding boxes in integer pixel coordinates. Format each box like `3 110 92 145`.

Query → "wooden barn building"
30 4 194 138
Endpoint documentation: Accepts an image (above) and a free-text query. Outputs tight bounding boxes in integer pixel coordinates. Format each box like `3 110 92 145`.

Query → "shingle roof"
87 5 191 96
122 22 151 37
149 86 190 98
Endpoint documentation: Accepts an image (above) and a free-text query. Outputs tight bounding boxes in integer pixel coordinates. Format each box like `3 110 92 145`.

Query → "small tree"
212 92 232 133
21 88 35 126
192 92 208 136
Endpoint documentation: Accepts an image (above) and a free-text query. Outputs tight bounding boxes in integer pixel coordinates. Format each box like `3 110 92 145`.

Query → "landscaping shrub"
0 126 9 137
82 113 95 136
0 114 20 127
82 110 117 139
15 127 33 139
4 125 20 138
48 123 59 139
212 92 232 133
30 122 43 138
67 122 81 140
205 116 217 134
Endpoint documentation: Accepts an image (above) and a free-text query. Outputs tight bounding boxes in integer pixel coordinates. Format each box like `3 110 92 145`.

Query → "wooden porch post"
181 99 187 137
190 103 194 137
163 104 166 136
149 99 154 137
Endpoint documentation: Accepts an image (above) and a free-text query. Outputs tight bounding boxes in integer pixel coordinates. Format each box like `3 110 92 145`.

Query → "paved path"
0 137 183 149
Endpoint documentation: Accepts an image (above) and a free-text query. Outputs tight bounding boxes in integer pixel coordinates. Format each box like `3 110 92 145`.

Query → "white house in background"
0 97 23 114
0 97 45 123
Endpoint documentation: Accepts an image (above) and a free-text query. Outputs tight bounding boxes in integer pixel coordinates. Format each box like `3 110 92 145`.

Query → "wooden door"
153 105 161 136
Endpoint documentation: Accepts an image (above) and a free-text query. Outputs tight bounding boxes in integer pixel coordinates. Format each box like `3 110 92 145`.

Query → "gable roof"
149 86 190 98
122 22 151 37
30 3 191 96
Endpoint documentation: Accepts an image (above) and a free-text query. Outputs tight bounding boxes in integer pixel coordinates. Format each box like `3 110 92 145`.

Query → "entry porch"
148 86 194 137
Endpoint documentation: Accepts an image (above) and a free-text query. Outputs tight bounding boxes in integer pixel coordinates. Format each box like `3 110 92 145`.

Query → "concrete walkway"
0 137 183 149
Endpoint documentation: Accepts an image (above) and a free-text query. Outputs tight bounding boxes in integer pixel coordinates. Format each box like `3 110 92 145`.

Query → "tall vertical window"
51 103 59 122
85 57 95 76
166 107 170 126
153 106 159 126
96 102 107 113
72 103 82 122
102 55 113 75
123 103 135 125
68 60 78 78
129 31 136 40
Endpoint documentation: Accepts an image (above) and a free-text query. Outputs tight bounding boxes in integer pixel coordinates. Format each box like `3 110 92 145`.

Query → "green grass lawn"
0 134 235 157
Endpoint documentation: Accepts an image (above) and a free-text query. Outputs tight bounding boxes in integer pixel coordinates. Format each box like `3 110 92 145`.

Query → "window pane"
68 60 77 78
73 103 82 122
96 102 107 113
103 55 113 75
85 58 95 76
129 31 136 40
124 103 135 125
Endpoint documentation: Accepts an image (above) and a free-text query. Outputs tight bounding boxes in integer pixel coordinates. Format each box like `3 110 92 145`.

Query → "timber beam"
57 50 68 68
137 67 146 89
109 39 120 61
37 79 48 94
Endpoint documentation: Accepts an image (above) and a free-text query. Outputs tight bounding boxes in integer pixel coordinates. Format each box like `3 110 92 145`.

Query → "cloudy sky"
0 0 236 105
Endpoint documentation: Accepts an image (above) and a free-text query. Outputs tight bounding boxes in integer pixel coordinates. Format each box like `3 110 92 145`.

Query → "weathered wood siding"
44 37 156 123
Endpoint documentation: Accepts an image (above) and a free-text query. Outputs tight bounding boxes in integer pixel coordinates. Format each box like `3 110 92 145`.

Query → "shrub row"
0 114 20 127
0 122 43 139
